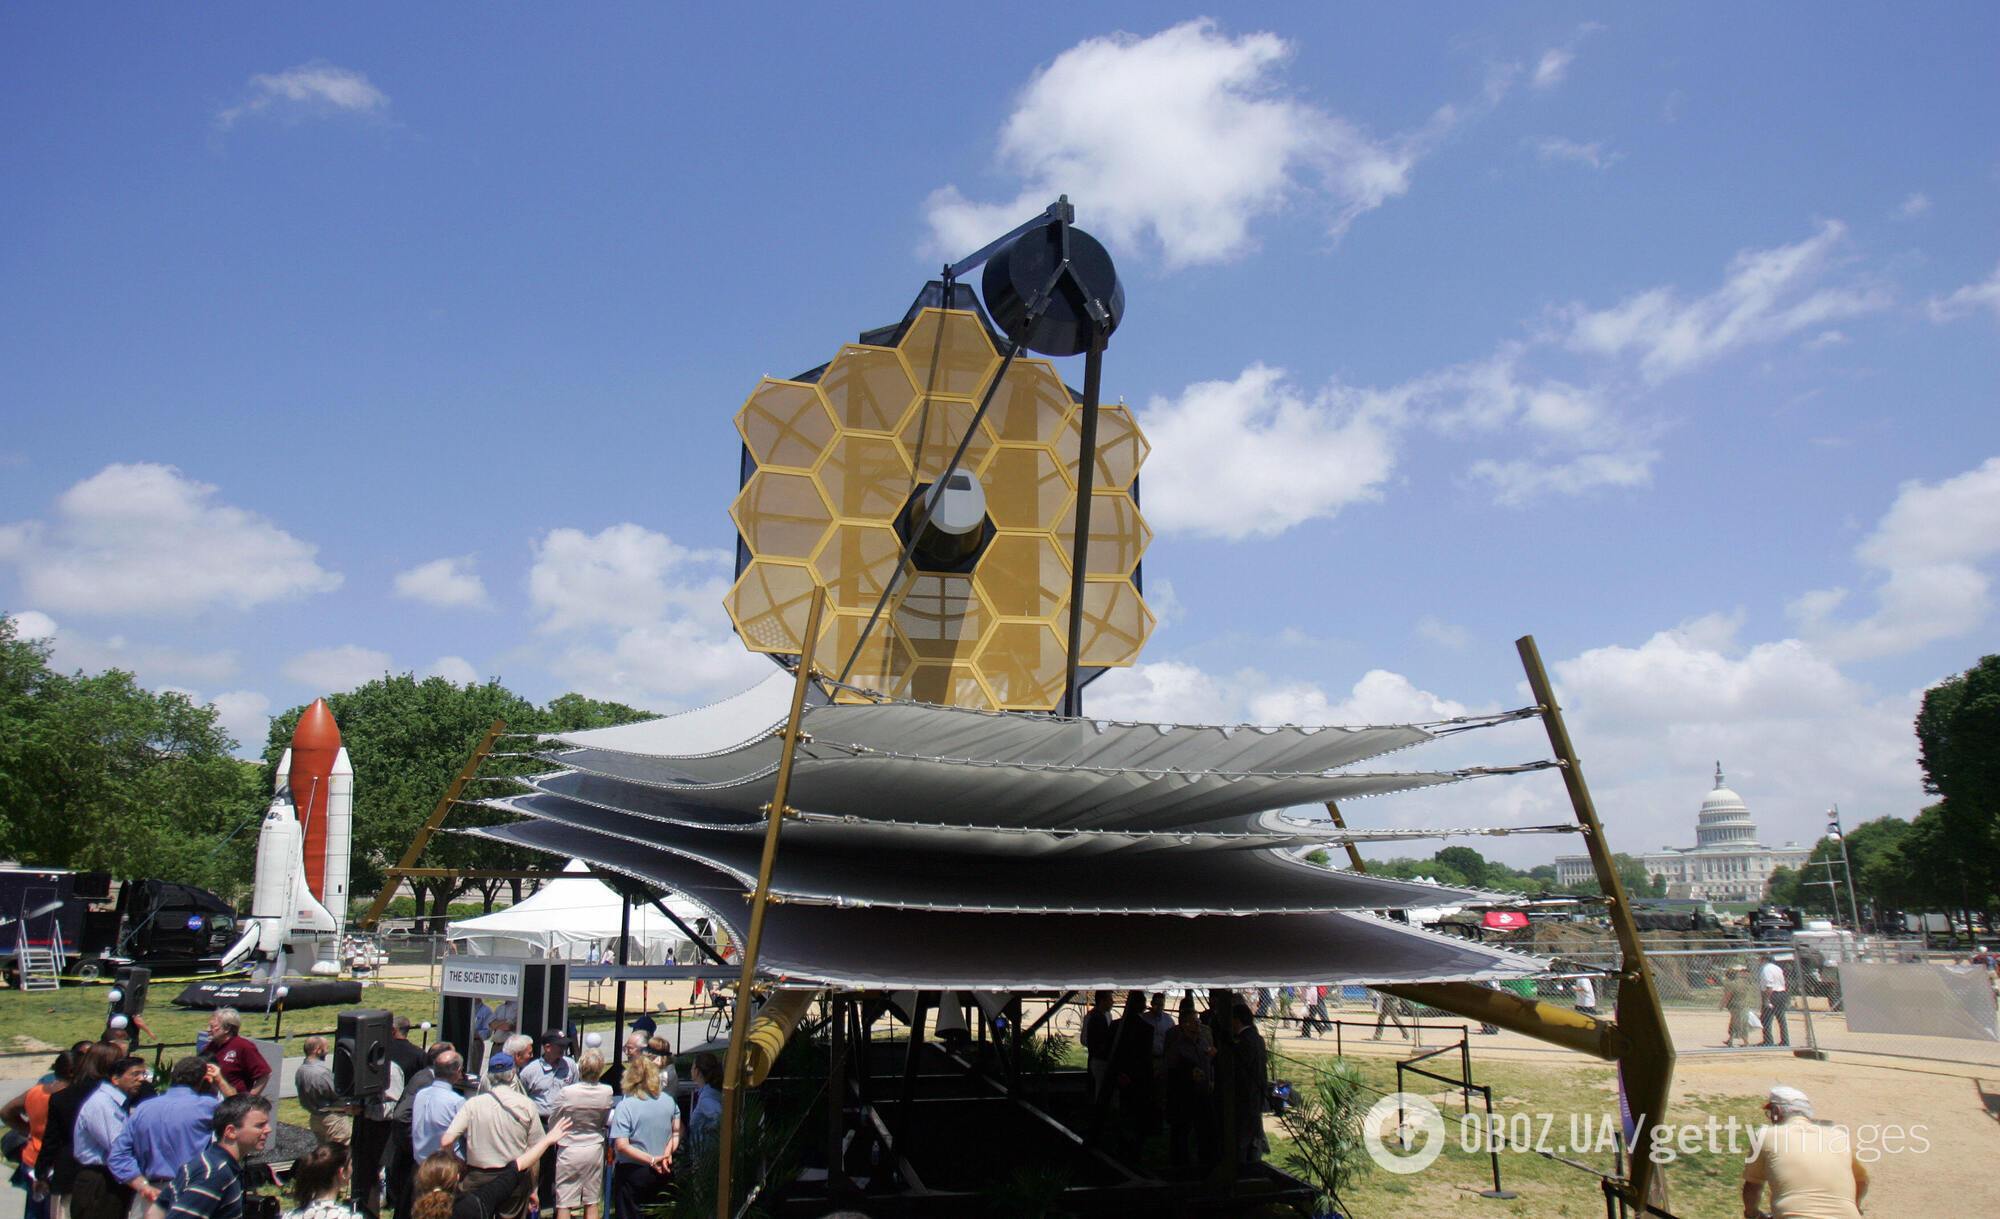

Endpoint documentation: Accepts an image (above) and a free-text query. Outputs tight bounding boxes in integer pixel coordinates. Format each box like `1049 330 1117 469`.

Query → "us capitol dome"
1556 763 1811 902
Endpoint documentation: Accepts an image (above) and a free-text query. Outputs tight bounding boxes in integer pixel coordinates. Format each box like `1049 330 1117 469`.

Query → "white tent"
445 859 708 964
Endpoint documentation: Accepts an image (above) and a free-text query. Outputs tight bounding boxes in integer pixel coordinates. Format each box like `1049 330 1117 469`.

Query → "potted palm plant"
1275 1057 1368 1219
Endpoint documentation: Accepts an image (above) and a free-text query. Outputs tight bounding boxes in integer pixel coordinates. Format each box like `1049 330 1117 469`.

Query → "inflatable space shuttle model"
221 699 353 978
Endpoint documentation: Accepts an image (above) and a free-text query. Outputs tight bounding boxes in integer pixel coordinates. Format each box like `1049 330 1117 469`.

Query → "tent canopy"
444 859 706 965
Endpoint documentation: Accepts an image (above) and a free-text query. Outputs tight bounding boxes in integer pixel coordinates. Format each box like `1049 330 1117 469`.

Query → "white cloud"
548 621 773 713
1804 329 1849 349
1249 668 1469 726
1468 449 1658 505
1790 456 2000 659
0 464 341 616
1548 623 1922 851
209 690 272 754
1531 48 1575 90
1135 220 1903 530
283 645 392 694
1087 661 1469 727
1896 192 1931 219
1415 615 1470 648
1566 220 1889 383
217 62 389 130
1528 136 1617 170
1531 23 1602 90
1092 609 1925 858
8 610 57 641
1144 576 1185 630
393 556 490 610
529 524 732 633
529 523 768 710
923 20 1439 267
1084 660 1237 723
1927 261 2000 324
425 656 480 685
1135 365 1399 538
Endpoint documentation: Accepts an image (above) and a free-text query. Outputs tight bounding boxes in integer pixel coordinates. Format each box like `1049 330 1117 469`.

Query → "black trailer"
1 867 241 984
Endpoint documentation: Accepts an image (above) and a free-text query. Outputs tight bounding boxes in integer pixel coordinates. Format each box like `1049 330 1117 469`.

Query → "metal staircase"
15 924 62 991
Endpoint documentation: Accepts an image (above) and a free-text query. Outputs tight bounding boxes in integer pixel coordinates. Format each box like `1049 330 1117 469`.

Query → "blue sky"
4 7 1996 862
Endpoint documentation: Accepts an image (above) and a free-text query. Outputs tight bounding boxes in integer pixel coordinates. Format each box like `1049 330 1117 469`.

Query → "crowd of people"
3 1033 273 1219
1078 991 1270 1171
3 1009 727 1219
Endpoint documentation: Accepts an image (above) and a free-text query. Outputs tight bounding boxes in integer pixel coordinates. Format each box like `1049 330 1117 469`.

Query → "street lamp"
1826 806 1864 946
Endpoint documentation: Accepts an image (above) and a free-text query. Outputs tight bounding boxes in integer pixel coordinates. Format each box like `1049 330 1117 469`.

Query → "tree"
0 617 265 894
1765 865 1800 906
1432 846 1491 888
1914 655 2000 925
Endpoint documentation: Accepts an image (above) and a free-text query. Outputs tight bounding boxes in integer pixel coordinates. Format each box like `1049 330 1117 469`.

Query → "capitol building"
1555 764 1811 902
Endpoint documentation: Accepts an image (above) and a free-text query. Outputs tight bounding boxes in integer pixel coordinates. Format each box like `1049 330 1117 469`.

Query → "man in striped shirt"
156 1095 271 1219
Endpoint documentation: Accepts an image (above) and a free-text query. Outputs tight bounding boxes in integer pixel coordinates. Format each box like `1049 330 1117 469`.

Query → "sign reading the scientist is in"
442 959 524 999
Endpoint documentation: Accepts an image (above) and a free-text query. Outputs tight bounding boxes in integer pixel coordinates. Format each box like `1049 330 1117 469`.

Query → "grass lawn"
0 979 442 1064
1266 1047 1765 1218
2 980 445 1129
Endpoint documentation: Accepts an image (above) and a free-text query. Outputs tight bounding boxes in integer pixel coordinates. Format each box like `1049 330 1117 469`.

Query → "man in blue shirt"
410 1050 466 1161
158 1094 271 1219
70 1056 149 1219
517 1033 575 1214
108 1058 221 1208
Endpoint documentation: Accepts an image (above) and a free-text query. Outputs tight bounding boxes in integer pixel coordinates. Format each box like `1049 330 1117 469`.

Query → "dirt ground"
1256 1003 1999 1217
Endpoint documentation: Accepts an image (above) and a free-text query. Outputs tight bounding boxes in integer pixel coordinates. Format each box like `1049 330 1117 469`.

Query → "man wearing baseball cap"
1741 1085 1867 1219
518 1032 576 1213
439 1053 543 1219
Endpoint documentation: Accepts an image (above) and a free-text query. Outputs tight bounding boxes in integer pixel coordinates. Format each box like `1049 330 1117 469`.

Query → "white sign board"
442 959 524 999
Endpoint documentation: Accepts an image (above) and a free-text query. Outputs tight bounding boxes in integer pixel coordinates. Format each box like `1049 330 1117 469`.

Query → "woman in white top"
549 1050 614 1219
282 1143 362 1219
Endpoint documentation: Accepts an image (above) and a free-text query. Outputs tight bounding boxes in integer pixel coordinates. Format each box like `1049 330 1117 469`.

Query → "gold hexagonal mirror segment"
983 359 1074 447
973 532 1069 621
809 521 903 609
818 345 919 435
898 398 995 483
976 621 1069 710
892 573 990 663
725 560 821 654
815 433 913 522
1077 577 1154 667
1057 401 1149 491
905 661 997 710
730 470 833 562
983 446 1074 533
818 610 915 702
896 310 998 401
1058 491 1151 577
736 379 837 471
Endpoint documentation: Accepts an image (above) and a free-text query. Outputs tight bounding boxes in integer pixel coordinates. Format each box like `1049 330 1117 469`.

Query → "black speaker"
110 966 150 1018
335 1009 393 1098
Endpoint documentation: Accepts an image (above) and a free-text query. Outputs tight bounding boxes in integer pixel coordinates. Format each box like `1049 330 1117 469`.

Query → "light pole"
1826 806 1864 945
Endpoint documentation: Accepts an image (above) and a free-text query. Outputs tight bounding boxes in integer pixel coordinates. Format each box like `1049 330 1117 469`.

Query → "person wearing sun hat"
1741 1085 1868 1219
